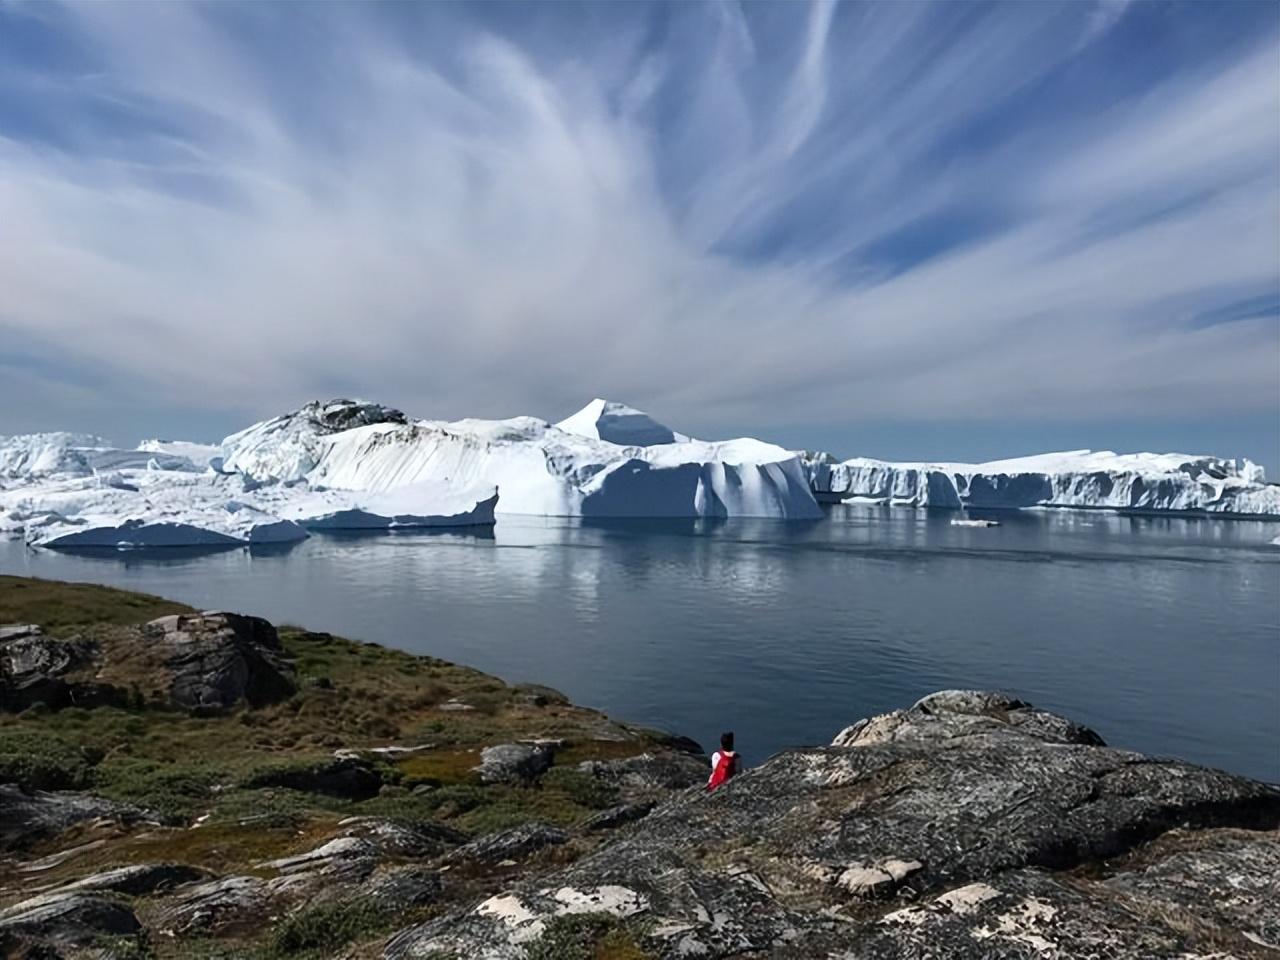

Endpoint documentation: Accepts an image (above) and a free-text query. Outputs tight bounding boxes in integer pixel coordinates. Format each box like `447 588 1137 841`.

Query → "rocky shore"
2 576 1277 959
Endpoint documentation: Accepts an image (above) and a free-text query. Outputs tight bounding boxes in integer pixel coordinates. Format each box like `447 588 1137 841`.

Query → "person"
707 731 741 791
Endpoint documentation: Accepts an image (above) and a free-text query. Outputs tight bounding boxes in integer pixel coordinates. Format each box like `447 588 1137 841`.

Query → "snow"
4 398 1275 547
6 473 308 548
804 450 1280 518
282 404 821 519
137 439 223 470
555 398 687 446
269 482 499 529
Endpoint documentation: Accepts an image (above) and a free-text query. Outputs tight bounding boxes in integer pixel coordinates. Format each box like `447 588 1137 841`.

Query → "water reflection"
2 508 1276 781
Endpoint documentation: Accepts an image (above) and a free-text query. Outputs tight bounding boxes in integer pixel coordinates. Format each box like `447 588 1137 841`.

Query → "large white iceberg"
1 397 820 547
5 398 1275 547
804 449 1280 518
0 433 196 479
4 472 307 548
221 400 822 520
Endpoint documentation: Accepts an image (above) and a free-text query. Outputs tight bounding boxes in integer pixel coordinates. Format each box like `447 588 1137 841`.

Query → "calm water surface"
3 506 1277 781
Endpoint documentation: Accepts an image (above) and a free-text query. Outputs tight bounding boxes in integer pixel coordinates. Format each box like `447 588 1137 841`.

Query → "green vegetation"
0 728 98 790
0 573 678 951
0 574 190 635
523 913 652 960
267 897 401 956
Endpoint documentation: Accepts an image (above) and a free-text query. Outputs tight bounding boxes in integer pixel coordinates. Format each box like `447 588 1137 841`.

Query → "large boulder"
0 625 97 711
0 891 140 947
442 823 569 868
0 784 150 853
473 743 555 784
242 758 382 799
575 751 709 796
144 612 295 711
386 691 1280 959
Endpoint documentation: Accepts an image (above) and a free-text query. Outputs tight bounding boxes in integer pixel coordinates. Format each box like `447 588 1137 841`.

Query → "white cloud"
0 1 1275 440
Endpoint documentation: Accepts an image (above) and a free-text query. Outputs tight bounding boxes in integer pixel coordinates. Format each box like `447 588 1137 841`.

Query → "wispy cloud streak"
0 0 1275 443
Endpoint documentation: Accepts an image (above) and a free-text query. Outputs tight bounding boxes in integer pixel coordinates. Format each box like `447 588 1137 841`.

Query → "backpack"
707 751 737 791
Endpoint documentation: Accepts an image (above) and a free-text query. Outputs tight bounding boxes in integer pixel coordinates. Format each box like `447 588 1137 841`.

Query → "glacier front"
803 449 1280 518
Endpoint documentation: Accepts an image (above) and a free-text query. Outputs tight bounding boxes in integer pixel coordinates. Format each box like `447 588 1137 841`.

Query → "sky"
1 1 1278 472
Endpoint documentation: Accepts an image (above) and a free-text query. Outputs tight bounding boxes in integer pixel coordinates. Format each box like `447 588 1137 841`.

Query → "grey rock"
144 611 295 712
474 743 554 784
47 863 209 897
1103 827 1280 951
0 624 42 643
0 785 149 853
442 823 569 867
831 689 1105 747
259 836 379 879
386 691 1280 959
243 757 382 799
0 892 140 946
0 628 96 712
576 751 709 795
361 866 446 910
338 816 466 857
579 801 656 831
154 875 269 936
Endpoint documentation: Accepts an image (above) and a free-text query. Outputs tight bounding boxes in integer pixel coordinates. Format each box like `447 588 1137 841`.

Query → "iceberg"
221 400 822 520
555 398 688 446
137 439 224 471
266 482 499 530
7 473 307 548
803 449 1280 518
0 433 197 479
5 396 1273 547
3 396 818 547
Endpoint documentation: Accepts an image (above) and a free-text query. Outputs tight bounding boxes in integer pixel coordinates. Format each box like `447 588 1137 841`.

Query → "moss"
0 728 98 790
94 756 223 821
553 739 652 766
265 896 413 957
522 913 652 960
540 766 618 810
395 749 482 787
0 575 190 636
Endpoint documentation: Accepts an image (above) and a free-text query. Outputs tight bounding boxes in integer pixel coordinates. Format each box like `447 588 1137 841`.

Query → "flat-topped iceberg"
4 398 1274 547
804 449 1279 518
6 473 308 548
0 433 197 479
223 400 821 520
1 397 820 547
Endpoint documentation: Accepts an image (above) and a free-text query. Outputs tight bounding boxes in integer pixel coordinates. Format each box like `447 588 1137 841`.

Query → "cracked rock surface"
386 690 1280 959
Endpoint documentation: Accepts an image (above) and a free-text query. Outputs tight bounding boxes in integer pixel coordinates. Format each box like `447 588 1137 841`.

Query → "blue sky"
1 1 1278 472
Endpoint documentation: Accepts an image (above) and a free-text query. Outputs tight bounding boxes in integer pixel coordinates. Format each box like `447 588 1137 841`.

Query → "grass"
522 913 653 960
267 896 401 956
0 576 676 878
0 575 190 636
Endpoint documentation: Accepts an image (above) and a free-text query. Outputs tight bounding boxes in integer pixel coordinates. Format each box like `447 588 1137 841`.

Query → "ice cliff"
803 449 1279 518
0 399 820 547
3 399 1275 549
219 400 821 520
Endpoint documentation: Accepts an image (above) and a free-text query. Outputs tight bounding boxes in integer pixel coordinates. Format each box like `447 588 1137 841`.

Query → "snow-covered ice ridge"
221 398 820 520
803 450 1279 518
0 399 819 548
4 399 1276 549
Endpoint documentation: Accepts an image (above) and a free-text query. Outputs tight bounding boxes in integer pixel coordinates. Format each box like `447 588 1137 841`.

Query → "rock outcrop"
144 612 296 712
387 691 1280 959
0 784 150 853
1 611 296 716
